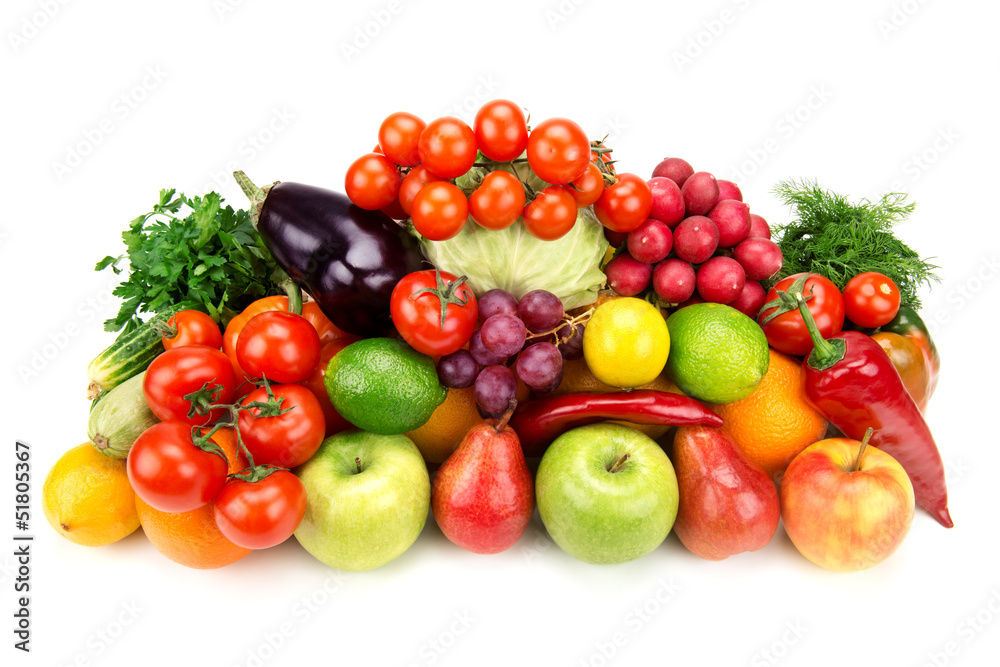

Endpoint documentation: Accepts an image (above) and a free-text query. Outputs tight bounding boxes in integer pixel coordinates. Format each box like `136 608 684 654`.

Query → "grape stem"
525 307 595 347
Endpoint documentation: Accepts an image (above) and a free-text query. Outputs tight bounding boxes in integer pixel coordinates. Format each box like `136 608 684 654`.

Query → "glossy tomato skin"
843 272 901 328
564 162 605 207
237 384 326 468
236 311 321 384
378 112 425 166
398 165 445 215
593 173 654 233
411 182 469 241
522 186 578 241
417 117 478 179
127 421 229 513
759 273 846 356
390 270 478 357
468 171 525 231
162 310 223 351
300 340 355 437
474 100 529 162
143 346 238 425
344 153 400 211
526 118 591 185
213 471 307 550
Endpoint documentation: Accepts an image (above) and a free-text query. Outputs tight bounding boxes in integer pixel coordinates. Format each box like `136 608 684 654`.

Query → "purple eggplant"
235 171 423 338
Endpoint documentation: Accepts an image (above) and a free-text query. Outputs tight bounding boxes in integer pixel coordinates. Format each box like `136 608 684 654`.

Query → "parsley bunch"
97 189 287 332
771 179 939 309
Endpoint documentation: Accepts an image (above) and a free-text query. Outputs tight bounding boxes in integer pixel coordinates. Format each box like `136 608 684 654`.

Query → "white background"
3 1 999 666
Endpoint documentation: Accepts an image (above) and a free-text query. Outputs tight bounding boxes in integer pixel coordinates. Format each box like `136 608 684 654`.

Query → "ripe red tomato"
564 162 605 207
593 173 653 233
522 186 578 241
127 421 229 513
469 171 526 230
143 346 238 425
213 470 307 550
759 273 846 356
344 153 400 210
378 111 425 166
300 339 355 437
411 182 469 241
398 165 445 215
417 117 478 179
236 311 321 384
474 100 529 162
526 118 591 185
237 384 326 468
161 310 222 351
843 272 901 328
390 270 478 357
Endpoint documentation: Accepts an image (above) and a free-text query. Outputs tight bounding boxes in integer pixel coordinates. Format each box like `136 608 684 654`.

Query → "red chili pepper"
509 390 723 458
783 281 952 528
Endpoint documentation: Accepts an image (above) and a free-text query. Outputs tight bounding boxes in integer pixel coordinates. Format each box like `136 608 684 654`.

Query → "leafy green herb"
770 179 939 308
97 189 287 333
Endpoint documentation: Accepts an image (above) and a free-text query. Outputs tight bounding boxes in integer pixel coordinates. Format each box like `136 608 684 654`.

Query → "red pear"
672 425 780 560
431 408 534 554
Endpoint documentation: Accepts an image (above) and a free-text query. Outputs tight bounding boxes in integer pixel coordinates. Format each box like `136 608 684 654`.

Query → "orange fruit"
711 349 828 481
406 386 483 464
550 358 684 440
136 428 252 569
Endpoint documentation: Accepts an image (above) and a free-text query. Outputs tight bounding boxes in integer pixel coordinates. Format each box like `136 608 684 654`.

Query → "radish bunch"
603 157 783 318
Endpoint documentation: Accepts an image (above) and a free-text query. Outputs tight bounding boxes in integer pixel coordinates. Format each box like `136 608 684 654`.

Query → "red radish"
729 280 767 319
673 216 719 264
651 157 695 187
748 214 771 239
734 237 783 281
681 172 720 216
604 227 628 248
605 253 652 297
646 177 685 227
652 258 696 304
717 180 743 202
708 199 752 248
627 218 673 264
697 256 746 304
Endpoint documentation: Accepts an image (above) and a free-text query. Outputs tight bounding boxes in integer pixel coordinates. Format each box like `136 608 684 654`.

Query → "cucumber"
86 306 181 399
87 371 159 458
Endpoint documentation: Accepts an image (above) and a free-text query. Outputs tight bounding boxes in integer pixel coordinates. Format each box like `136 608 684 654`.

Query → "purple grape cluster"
436 288 582 417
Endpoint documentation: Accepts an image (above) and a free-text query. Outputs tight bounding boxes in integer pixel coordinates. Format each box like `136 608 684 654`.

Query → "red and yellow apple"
780 431 914 572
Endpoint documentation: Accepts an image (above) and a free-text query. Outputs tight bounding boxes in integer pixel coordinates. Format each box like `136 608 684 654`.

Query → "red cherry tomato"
563 162 605 207
161 310 222 351
143 346 238 426
300 339 355 437
344 153 400 210
398 164 446 215
468 171 526 230
474 100 529 162
390 270 478 357
526 118 591 185
522 186 578 241
417 117 477 179
236 311 321 384
213 470 307 550
237 384 325 468
759 273 846 356
411 182 469 241
127 421 229 513
593 173 654 233
843 272 901 328
378 111 426 166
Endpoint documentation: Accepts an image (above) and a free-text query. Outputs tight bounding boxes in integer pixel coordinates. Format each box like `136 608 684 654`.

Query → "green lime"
665 303 769 404
324 338 447 435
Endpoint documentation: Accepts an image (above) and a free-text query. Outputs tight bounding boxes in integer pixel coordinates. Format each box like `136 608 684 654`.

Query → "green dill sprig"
96 189 288 333
770 179 939 308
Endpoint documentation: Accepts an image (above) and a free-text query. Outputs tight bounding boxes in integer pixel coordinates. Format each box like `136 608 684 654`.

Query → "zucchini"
86 306 181 399
88 371 159 458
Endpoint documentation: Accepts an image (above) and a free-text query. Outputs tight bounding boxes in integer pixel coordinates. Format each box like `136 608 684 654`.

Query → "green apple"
536 423 679 564
294 430 430 572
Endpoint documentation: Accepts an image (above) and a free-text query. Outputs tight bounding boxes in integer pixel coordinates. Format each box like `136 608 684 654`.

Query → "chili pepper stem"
853 427 875 473
793 292 846 371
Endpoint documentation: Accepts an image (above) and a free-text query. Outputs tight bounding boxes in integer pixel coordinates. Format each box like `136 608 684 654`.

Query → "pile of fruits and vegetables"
44 99 950 573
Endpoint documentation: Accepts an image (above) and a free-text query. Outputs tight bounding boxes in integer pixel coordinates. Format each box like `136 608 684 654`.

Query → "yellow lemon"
582 297 670 388
42 443 139 547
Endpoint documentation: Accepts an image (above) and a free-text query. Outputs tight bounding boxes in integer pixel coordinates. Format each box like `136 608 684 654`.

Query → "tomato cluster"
344 100 655 242
127 293 359 551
